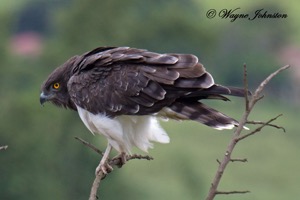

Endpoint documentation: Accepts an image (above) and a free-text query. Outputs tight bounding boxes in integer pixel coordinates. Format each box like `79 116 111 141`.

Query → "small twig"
74 137 104 156
126 154 154 162
216 190 250 195
243 63 249 111
230 158 248 163
237 114 283 142
247 118 286 132
0 145 8 151
248 65 290 111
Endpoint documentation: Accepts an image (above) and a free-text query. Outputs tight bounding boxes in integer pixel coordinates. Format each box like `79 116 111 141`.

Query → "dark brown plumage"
40 46 248 173
41 46 246 127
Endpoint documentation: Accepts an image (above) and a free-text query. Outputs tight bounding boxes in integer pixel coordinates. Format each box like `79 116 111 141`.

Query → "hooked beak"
40 92 53 105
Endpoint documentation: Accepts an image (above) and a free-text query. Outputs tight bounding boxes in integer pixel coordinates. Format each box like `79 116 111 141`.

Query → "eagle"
40 46 247 174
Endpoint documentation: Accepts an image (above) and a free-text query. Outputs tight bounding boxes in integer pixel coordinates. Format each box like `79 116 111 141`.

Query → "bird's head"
40 56 78 110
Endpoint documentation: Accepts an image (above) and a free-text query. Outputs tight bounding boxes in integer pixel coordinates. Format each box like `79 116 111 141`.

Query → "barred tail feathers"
167 102 239 130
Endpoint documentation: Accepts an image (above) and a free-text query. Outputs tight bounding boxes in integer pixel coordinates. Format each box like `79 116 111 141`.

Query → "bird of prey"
40 46 247 174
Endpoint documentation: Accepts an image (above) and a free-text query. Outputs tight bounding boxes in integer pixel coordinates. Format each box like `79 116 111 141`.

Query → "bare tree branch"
243 63 250 111
205 65 290 200
215 190 250 195
89 173 102 200
74 137 153 200
230 158 248 163
248 65 290 110
237 114 284 141
246 118 286 132
75 137 104 156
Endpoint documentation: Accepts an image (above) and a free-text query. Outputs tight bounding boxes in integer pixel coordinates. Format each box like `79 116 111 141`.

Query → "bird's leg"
112 152 127 168
95 143 113 175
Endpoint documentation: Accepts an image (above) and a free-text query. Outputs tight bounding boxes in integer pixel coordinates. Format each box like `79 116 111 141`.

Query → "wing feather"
141 81 166 101
174 72 214 88
143 68 179 85
67 47 246 121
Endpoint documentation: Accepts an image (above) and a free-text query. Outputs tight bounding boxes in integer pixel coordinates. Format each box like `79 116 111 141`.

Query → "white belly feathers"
76 105 170 154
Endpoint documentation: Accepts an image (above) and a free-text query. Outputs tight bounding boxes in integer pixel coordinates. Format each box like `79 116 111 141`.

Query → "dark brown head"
40 56 79 110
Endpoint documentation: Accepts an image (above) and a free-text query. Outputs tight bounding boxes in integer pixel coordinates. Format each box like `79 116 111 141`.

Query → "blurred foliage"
0 0 299 200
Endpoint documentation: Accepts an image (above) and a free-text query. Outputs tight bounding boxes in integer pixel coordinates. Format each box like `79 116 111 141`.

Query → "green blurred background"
0 0 299 199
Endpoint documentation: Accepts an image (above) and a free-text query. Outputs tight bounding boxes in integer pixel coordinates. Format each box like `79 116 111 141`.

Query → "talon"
112 152 127 168
95 161 113 175
95 143 113 176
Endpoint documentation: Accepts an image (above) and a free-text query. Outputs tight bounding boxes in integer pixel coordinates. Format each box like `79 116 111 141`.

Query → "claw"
112 152 127 168
95 143 113 176
95 160 113 175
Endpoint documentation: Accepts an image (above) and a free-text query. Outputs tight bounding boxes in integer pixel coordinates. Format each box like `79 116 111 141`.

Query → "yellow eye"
53 83 60 89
